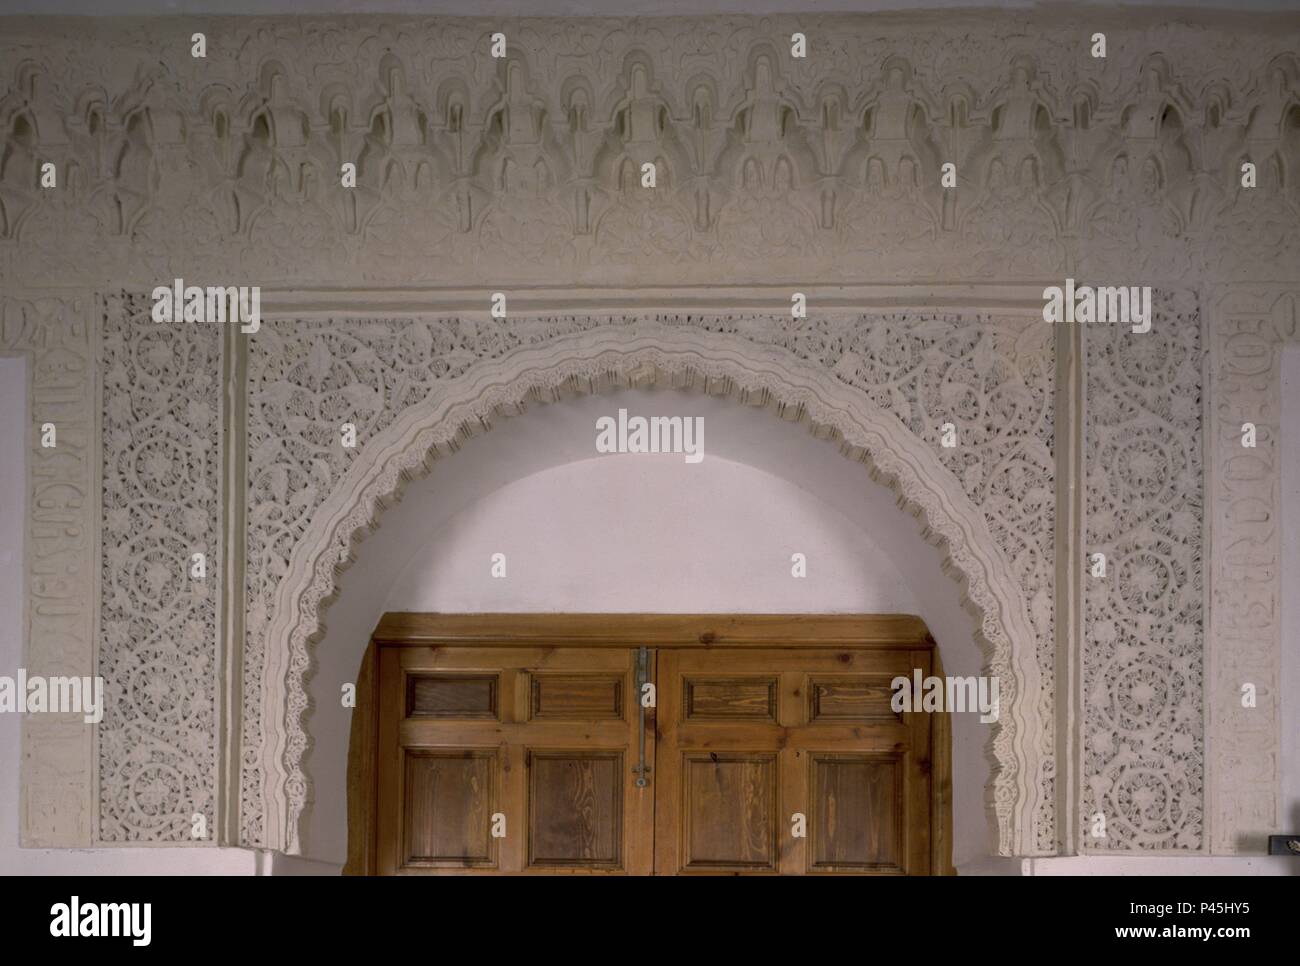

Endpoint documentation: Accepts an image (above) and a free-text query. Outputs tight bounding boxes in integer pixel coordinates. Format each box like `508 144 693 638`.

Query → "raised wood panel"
402 750 497 868
406 674 498 719
681 753 778 871
809 677 900 723
684 677 777 721
528 751 623 868
530 674 624 720
808 754 904 873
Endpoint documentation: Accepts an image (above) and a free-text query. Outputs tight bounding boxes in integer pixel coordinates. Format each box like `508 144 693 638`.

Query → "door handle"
633 646 650 788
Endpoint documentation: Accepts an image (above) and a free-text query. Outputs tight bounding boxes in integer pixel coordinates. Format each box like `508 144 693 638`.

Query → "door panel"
378 646 653 874
527 751 624 867
369 628 941 875
808 753 903 872
655 648 932 875
681 752 779 871
402 750 498 868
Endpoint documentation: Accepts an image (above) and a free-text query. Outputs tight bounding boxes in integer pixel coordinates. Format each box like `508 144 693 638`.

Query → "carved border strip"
1082 290 1206 852
1207 286 1298 852
0 293 96 847
98 295 224 843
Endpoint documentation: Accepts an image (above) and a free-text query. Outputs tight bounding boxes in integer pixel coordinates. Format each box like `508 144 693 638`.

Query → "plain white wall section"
385 458 918 613
303 388 1007 872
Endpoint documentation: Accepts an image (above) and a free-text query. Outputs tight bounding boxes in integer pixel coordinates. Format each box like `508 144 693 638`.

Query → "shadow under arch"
254 321 1047 858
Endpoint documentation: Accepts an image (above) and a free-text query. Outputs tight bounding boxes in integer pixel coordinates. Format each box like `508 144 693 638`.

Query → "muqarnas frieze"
1 13 1299 288
243 313 1055 850
99 293 222 842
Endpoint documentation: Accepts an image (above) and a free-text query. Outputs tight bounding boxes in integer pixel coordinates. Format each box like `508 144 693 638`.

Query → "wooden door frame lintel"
370 612 935 649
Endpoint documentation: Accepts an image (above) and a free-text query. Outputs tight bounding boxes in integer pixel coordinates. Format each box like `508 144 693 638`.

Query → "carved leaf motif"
307 340 334 383
972 336 997 377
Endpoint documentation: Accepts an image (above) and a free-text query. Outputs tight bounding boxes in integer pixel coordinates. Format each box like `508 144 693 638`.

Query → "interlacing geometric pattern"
100 293 222 841
1085 291 1204 850
1 11 1297 854
244 313 1055 849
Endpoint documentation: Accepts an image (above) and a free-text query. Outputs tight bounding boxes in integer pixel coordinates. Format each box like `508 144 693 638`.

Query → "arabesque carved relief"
2 11 1298 860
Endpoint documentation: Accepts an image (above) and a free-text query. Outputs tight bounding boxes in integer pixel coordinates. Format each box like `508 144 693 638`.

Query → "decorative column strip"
1 293 97 847
219 321 248 846
1054 317 1085 854
1207 291 1296 851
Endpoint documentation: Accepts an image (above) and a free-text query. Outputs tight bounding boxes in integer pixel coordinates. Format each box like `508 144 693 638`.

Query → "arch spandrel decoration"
3 10 1297 859
255 323 1046 856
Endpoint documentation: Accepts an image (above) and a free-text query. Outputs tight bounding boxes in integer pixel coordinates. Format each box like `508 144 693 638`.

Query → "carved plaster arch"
255 321 1047 858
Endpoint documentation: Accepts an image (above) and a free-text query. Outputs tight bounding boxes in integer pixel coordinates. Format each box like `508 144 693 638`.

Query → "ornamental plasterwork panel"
243 313 1055 850
0 15 1298 289
1084 290 1204 851
1207 287 1299 853
0 10 1296 857
245 322 1045 852
98 294 222 842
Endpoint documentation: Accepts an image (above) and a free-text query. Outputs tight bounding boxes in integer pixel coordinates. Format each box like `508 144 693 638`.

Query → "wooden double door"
353 615 948 876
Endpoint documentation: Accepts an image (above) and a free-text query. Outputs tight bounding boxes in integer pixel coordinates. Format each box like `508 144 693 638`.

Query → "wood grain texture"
684 677 778 720
402 751 497 867
810 677 900 722
528 752 623 867
358 614 951 875
682 753 778 870
344 641 378 876
656 647 934 875
809 754 903 871
406 674 498 718
530 674 624 720
374 644 651 874
372 613 932 648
